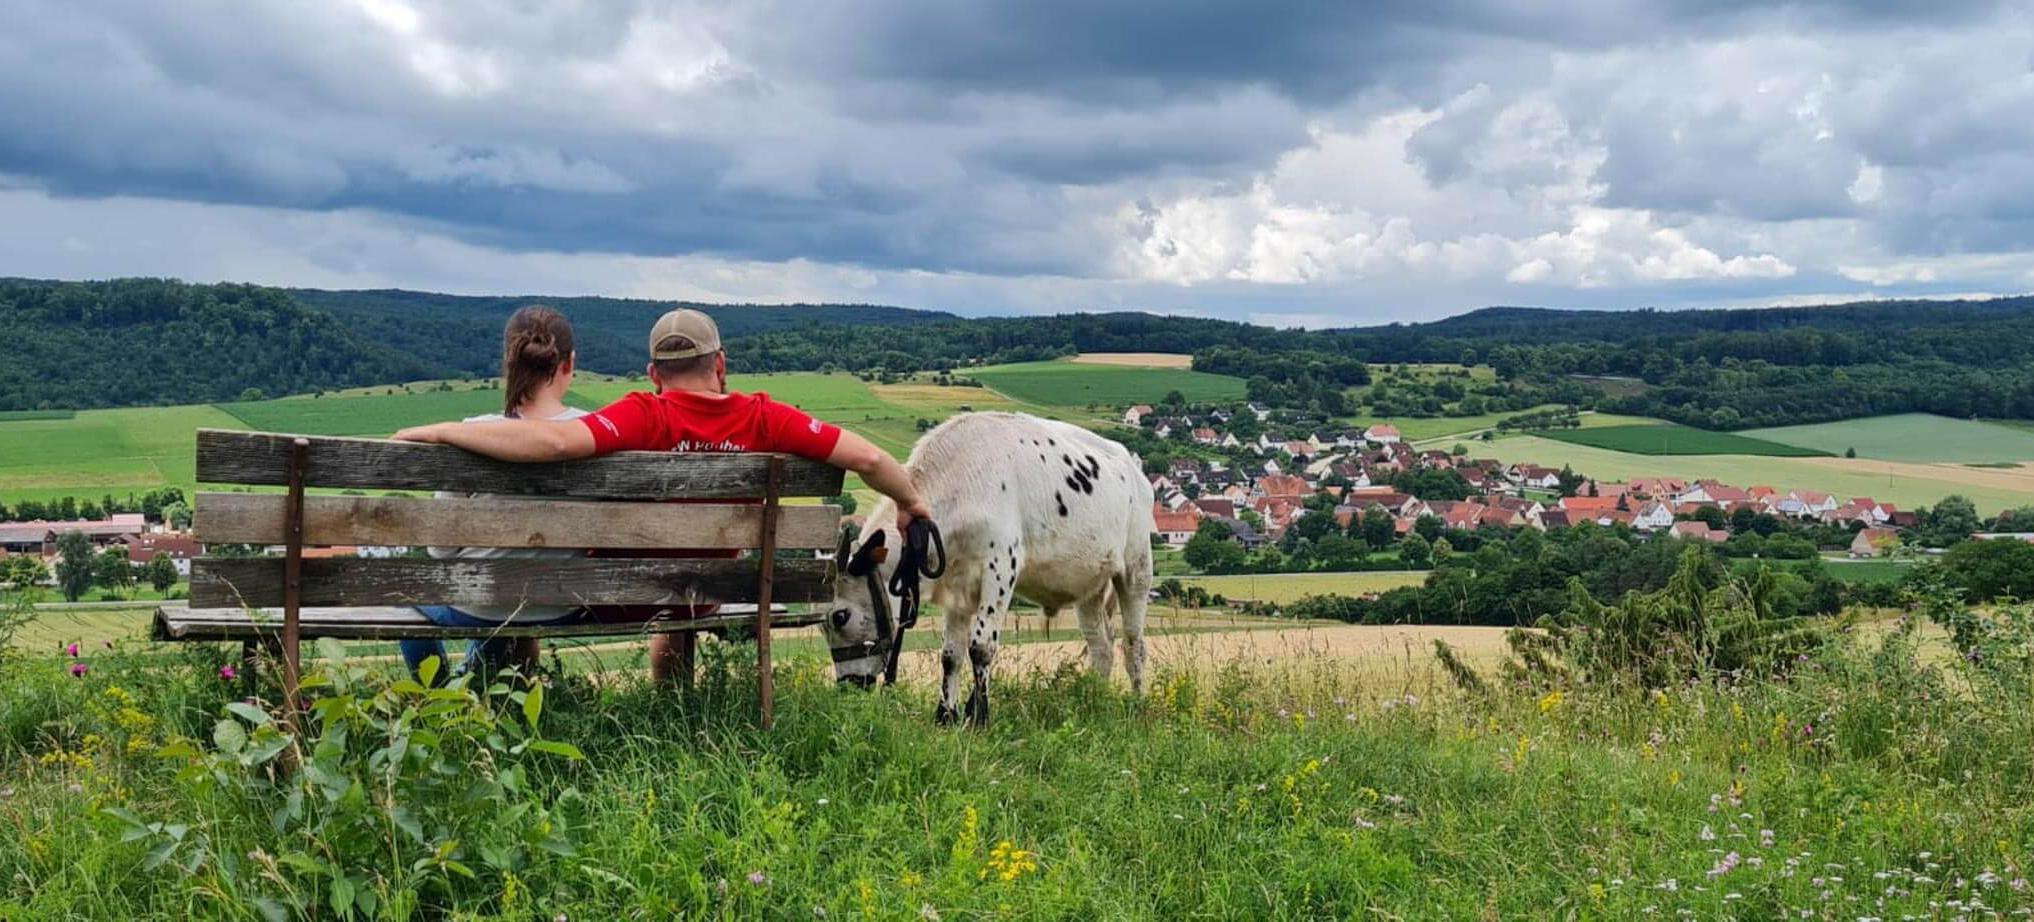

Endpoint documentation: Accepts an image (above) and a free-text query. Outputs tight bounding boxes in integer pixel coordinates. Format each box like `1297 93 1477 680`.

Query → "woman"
398 305 589 680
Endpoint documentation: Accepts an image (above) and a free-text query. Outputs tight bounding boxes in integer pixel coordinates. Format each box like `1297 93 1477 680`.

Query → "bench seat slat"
195 493 841 549
153 604 818 642
191 556 835 608
196 429 845 499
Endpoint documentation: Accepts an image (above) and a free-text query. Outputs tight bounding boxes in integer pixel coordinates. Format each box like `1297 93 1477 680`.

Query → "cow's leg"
1114 551 1153 695
1075 589 1114 679
964 595 1002 727
936 600 974 726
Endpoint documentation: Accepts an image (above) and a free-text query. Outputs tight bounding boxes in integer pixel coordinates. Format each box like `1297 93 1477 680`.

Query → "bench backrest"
188 429 845 611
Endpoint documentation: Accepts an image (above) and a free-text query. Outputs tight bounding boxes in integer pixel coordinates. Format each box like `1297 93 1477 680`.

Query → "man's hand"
897 498 934 535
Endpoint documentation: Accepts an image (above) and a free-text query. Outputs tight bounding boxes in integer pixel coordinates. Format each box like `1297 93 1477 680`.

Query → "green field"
1458 434 2034 513
0 410 74 422
0 372 1074 502
964 360 1245 408
1538 423 1828 457
1178 571 1427 604
1745 413 2034 463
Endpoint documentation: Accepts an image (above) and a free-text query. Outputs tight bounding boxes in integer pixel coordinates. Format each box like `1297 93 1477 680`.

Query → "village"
1125 401 1912 562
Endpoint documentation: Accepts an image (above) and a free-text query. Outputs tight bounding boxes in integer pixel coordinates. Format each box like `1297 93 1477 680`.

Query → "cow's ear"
846 529 887 576
835 526 854 568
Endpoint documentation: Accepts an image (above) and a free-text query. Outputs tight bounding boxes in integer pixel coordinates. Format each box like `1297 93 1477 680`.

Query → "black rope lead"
881 518 946 685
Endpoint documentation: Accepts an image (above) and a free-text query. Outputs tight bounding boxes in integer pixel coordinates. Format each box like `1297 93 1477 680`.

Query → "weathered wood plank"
196 429 845 498
190 556 835 608
154 604 818 642
195 493 841 549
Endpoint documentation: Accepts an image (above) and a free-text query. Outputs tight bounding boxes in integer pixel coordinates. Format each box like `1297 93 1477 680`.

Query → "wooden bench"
154 428 846 726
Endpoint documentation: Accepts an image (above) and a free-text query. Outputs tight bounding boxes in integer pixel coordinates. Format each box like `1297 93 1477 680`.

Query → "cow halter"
828 519 945 685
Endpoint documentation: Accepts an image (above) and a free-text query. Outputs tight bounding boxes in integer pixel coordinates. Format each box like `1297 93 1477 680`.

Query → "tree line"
17 278 2034 428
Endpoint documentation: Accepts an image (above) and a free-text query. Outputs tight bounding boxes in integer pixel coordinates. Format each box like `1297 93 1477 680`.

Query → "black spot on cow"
1047 438 1056 446
1055 492 1068 517
1061 454 1072 466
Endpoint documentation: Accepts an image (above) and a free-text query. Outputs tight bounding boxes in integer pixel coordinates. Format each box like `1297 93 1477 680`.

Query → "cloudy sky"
3 1 2031 326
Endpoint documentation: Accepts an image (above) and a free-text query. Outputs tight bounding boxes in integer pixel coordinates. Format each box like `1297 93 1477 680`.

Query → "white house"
1123 404 1154 425
1632 501 1676 531
1363 424 1402 445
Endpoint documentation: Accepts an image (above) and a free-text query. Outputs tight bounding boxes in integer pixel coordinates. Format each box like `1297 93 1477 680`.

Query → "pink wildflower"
219 664 237 681
69 662 88 678
1708 851 1742 879
748 870 769 886
65 642 79 657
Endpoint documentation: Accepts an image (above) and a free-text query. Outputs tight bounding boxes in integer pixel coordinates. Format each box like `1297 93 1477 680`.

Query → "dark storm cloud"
0 0 2024 295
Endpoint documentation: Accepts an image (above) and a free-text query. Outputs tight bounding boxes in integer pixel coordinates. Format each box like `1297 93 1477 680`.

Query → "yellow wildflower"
1537 690 1565 714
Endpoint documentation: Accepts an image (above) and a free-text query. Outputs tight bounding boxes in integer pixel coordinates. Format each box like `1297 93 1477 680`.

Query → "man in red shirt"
393 309 931 682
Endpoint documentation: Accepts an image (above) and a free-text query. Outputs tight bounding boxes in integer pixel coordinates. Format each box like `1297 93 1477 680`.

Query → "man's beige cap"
648 309 722 360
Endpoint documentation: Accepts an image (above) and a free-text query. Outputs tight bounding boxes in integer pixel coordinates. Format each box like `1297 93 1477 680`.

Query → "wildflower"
813 909 828 919
1352 814 1376 830
1760 829 1775 848
1538 690 1565 714
899 871 923 888
1708 852 1741 879
219 664 237 681
65 782 84 794
70 662 88 678
815 798 828 806
555 915 569 922
748 871 768 886
1700 825 1717 842
65 642 79 657
919 904 941 921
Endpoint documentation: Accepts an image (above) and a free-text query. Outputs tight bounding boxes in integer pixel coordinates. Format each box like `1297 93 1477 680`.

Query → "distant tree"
1360 504 1396 550
163 502 193 530
1919 495 1981 547
1162 389 1186 407
1414 514 1444 541
1432 537 1454 564
1184 519 1246 573
5 555 48 589
1450 443 1468 457
95 546 133 598
54 530 95 602
1941 537 2034 602
145 554 179 594
1400 532 1433 568
237 387 267 402
1843 446 1857 459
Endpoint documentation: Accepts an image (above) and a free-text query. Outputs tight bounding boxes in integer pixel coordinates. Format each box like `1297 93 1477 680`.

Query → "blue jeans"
398 605 582 681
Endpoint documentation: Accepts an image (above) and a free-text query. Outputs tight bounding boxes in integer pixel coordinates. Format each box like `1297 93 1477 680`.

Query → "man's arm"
390 419 597 462
826 429 932 531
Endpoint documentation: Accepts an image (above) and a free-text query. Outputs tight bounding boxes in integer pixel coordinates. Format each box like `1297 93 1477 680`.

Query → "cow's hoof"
935 704 960 725
964 694 989 727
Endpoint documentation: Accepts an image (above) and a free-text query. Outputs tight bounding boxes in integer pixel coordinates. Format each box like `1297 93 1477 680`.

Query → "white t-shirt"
431 408 589 623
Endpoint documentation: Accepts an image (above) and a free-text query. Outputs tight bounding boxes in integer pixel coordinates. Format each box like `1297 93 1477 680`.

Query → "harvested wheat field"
898 621 1512 691
1067 351 1194 368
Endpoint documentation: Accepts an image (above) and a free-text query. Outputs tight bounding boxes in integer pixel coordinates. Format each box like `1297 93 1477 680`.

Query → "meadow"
1745 413 2034 463
1536 423 1828 457
4 596 2032 918
964 360 1245 408
1177 571 1427 604
1461 433 2034 513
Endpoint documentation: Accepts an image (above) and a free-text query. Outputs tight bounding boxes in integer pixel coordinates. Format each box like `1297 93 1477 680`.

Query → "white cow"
821 412 1155 724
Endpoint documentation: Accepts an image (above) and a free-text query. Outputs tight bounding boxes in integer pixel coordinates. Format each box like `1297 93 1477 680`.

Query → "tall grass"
2 608 2031 918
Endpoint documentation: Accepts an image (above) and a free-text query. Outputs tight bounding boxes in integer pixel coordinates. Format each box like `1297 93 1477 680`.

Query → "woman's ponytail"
502 305 574 415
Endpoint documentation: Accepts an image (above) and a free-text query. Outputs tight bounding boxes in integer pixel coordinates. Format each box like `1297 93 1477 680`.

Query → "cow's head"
820 527 893 687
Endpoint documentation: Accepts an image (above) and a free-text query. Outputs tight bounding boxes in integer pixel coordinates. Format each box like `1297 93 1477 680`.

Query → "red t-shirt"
576 389 843 624
580 389 843 460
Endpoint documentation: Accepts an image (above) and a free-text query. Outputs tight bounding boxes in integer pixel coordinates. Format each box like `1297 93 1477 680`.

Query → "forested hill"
287 288 954 381
10 276 2034 426
0 278 952 410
